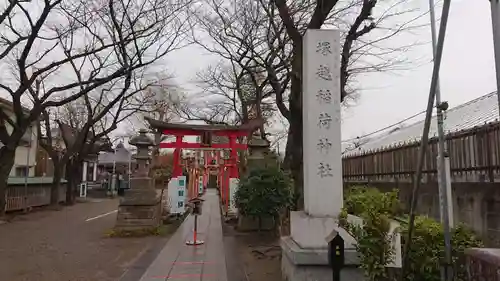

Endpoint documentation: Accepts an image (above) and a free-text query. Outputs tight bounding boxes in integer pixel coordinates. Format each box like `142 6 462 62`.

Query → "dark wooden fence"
342 121 500 182
4 177 66 212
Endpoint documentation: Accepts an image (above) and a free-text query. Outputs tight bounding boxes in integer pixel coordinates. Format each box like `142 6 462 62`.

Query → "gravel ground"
223 222 281 281
0 199 163 281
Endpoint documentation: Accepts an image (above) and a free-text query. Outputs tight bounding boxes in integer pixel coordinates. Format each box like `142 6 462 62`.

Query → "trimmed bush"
235 167 292 230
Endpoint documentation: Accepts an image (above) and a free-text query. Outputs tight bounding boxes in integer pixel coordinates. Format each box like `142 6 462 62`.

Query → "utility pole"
400 0 453 279
491 0 500 115
428 1 453 280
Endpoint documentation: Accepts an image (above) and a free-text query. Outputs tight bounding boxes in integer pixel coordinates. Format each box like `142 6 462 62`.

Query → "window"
15 166 29 177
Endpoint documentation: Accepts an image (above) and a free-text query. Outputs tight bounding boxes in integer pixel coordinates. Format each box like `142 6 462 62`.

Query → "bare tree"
183 62 275 127
39 72 161 204
138 81 185 165
184 0 289 135
0 0 193 214
190 0 426 208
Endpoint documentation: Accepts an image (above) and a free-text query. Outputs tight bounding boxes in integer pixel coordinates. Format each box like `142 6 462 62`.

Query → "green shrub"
342 186 483 281
340 187 401 281
344 186 402 216
399 216 483 281
235 167 292 230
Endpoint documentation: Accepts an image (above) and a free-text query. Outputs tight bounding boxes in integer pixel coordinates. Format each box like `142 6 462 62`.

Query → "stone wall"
344 180 500 246
465 248 500 280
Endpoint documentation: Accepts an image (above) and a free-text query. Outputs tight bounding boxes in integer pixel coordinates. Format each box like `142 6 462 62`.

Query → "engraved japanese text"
317 162 333 178
316 89 332 104
317 138 332 153
316 41 332 56
318 113 333 129
316 65 332 81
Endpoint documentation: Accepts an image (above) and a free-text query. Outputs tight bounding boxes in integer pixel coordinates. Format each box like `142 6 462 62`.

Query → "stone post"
115 129 160 231
88 140 103 182
280 29 364 281
82 161 88 182
92 162 98 182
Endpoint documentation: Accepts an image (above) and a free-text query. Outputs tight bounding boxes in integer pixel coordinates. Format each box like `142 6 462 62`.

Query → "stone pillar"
115 129 160 231
281 29 363 281
82 161 88 182
93 161 98 182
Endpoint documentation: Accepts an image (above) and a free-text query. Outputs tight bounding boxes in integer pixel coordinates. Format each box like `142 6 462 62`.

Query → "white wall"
2 106 38 177
11 133 37 177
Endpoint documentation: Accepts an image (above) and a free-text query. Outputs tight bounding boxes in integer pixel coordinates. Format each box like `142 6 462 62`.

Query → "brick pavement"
139 189 228 281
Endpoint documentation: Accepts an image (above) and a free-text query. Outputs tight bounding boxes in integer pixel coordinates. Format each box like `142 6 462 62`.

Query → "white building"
0 97 38 177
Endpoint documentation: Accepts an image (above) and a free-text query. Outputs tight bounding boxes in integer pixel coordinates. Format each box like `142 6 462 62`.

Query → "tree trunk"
284 45 304 211
284 124 304 211
65 160 81 205
65 162 73 204
0 147 16 217
50 160 62 206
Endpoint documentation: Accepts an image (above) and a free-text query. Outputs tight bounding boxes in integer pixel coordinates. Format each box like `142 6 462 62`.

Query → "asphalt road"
0 199 161 281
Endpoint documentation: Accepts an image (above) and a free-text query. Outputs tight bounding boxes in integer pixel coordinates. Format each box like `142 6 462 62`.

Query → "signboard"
229 178 239 213
177 176 187 212
79 183 87 198
167 176 187 214
198 176 203 195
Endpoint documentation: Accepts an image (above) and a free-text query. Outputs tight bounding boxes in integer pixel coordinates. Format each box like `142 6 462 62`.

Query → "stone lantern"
246 131 271 169
115 129 160 231
129 128 154 177
248 131 270 158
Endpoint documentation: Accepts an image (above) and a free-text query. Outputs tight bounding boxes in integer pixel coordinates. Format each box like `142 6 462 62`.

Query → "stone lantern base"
114 177 161 231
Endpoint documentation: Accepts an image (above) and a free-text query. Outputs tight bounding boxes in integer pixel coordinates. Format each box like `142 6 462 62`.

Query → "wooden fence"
342 121 500 182
4 178 66 212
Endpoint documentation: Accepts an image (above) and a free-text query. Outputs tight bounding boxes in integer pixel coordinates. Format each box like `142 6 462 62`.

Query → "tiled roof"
98 146 135 164
347 91 499 154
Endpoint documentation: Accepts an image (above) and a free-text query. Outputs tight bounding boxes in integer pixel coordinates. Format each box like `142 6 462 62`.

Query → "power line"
341 109 427 143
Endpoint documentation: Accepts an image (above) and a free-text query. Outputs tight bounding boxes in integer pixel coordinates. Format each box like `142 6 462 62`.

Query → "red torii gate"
145 117 263 212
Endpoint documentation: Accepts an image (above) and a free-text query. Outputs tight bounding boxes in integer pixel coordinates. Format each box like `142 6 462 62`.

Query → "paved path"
139 189 228 281
0 198 160 281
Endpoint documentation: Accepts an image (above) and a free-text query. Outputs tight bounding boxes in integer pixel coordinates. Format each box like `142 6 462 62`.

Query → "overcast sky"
158 0 496 146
